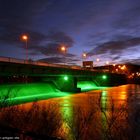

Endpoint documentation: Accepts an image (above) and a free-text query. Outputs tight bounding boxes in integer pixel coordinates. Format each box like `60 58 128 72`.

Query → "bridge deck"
0 56 81 70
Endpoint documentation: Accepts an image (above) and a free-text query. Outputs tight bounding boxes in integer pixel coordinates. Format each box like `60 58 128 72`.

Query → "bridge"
0 56 127 92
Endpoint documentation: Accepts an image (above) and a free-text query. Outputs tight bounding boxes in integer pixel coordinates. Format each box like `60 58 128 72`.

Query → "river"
0 84 140 140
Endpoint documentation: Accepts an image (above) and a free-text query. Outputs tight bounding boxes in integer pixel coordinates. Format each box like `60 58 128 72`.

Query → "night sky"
0 0 140 66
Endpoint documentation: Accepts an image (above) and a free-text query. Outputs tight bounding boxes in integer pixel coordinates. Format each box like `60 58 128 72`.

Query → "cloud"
112 56 121 61
0 8 75 58
0 25 47 46
46 31 74 47
87 37 140 56
122 58 140 65
30 43 76 57
0 0 51 45
112 3 140 30
27 31 75 57
38 56 80 64
1 0 140 66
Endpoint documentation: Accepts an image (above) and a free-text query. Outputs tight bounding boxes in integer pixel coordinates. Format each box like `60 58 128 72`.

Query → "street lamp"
82 52 87 59
105 61 110 72
96 58 100 65
106 61 109 65
61 46 66 53
60 45 67 65
22 34 28 62
96 58 100 62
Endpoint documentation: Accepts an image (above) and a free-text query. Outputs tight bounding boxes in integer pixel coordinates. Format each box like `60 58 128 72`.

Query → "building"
83 61 93 69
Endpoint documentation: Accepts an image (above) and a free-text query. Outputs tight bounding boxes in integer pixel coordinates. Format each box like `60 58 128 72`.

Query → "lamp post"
82 52 87 68
61 45 67 65
22 35 28 62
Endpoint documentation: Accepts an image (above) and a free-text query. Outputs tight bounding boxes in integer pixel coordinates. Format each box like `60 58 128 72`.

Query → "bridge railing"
0 56 27 64
0 56 82 70
0 56 110 72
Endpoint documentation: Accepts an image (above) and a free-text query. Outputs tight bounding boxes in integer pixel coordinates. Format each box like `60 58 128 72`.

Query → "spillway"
0 83 70 105
77 81 107 91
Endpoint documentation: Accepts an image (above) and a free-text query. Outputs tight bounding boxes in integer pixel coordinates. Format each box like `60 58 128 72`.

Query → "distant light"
106 61 109 65
132 73 135 76
113 64 116 66
96 58 100 62
120 65 126 70
136 72 139 75
64 76 68 81
102 75 107 80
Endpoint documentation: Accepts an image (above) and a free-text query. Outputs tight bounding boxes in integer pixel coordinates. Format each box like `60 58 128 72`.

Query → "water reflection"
101 90 108 139
101 90 107 109
60 96 74 140
0 84 140 139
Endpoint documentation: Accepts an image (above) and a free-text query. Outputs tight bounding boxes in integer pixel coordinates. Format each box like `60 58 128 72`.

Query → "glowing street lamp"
22 34 28 62
60 45 67 65
82 52 87 59
61 46 66 53
106 61 109 65
96 58 100 62
22 35 28 40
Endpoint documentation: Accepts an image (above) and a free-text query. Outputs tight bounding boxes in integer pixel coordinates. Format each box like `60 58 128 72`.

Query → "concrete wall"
41 76 80 92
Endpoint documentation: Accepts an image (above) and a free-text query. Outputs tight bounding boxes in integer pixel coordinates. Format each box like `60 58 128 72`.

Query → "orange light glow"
22 35 28 41
121 65 126 70
61 46 66 52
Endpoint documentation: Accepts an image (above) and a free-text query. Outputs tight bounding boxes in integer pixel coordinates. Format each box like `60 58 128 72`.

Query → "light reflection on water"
60 96 74 140
1 84 140 139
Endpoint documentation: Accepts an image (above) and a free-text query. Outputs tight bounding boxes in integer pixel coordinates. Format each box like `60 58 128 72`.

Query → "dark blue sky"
0 0 140 66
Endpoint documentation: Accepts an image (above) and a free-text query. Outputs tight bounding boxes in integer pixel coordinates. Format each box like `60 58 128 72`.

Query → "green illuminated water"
0 83 70 105
0 81 108 105
77 81 107 91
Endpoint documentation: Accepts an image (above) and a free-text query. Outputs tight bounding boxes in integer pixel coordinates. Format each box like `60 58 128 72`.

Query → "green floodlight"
64 76 68 81
102 75 107 80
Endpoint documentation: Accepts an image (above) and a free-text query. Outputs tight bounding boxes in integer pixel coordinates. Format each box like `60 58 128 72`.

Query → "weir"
77 81 107 92
0 83 70 105
0 81 107 105
0 57 127 93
